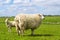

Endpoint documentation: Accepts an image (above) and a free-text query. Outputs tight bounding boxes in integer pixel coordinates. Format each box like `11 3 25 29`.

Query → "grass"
0 16 60 40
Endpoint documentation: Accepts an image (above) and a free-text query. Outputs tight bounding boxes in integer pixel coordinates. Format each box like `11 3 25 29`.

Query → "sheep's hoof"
31 34 34 36
17 33 20 36
18 34 20 36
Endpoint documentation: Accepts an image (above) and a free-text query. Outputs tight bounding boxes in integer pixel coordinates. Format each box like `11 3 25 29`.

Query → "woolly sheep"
14 14 44 35
5 18 15 32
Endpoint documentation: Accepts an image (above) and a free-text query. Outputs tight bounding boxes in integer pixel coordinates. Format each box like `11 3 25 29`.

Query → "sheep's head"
38 14 44 20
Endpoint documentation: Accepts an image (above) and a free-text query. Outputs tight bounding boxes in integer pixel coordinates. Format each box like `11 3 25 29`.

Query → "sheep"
5 18 16 32
14 14 44 35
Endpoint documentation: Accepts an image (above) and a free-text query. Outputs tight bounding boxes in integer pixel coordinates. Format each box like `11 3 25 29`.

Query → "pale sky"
0 0 60 16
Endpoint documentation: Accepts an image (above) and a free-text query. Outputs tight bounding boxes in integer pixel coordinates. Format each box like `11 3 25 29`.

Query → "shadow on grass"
23 34 53 37
10 32 53 36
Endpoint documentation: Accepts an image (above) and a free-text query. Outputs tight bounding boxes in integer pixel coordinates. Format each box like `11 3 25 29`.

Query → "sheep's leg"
31 29 34 35
19 23 25 36
17 27 20 35
19 26 24 36
15 24 20 36
8 26 11 32
20 28 24 36
16 27 20 35
15 21 20 36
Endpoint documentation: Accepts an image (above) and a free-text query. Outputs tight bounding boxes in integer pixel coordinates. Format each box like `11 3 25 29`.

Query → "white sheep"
5 18 15 32
14 14 44 35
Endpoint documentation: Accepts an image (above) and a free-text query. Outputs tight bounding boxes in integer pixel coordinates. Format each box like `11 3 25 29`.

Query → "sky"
0 0 60 16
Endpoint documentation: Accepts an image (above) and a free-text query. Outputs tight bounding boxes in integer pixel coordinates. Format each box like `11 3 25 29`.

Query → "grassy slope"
0 16 60 40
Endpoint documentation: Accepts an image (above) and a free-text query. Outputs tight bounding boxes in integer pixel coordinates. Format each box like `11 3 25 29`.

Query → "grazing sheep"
14 14 44 35
5 18 15 32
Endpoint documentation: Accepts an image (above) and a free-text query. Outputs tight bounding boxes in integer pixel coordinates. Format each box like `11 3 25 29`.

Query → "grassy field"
0 16 60 40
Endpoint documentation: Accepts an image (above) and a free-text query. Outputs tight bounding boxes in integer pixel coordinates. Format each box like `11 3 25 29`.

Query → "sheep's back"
15 14 42 29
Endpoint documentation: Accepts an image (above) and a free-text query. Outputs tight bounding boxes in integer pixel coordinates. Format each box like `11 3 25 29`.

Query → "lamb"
14 14 44 35
5 18 15 32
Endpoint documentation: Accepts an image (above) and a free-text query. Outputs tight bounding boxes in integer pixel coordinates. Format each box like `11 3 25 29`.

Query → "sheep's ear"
5 18 9 21
6 18 9 20
38 14 41 17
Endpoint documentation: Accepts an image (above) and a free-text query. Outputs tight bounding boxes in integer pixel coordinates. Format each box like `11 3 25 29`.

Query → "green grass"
43 16 60 22
0 16 60 40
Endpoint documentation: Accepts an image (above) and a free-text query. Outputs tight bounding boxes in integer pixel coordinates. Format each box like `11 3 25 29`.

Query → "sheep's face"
39 14 44 19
